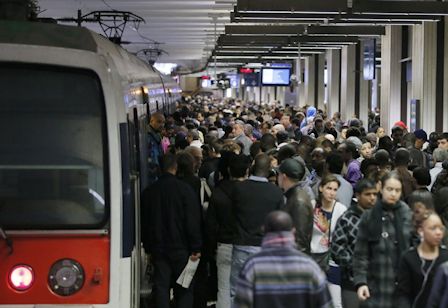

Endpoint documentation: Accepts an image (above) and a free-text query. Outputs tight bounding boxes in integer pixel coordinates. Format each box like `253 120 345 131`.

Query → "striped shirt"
234 231 334 308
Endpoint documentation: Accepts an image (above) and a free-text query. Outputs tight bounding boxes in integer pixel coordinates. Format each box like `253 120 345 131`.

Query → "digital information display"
261 68 291 86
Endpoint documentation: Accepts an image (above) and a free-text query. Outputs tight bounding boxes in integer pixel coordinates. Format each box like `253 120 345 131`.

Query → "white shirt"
429 162 444 191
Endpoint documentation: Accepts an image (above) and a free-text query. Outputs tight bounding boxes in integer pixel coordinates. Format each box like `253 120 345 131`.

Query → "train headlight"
48 259 84 296
9 265 34 291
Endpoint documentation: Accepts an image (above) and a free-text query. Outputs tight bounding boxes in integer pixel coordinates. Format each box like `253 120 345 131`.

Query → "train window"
0 63 108 229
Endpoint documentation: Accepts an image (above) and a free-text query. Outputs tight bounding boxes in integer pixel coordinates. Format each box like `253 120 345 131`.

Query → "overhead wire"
100 0 167 59
101 0 116 11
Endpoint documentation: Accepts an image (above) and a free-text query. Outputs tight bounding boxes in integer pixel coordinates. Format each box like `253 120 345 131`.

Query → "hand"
190 252 201 261
357 285 370 301
314 210 329 233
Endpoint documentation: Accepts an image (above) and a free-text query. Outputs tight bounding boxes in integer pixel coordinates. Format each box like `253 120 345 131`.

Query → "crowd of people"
141 95 448 308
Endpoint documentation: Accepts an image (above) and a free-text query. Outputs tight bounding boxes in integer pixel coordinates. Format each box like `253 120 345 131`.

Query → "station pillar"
341 44 356 122
444 17 448 131
380 25 402 135
326 49 341 120
304 56 316 106
295 58 306 107
317 54 326 112
411 21 437 133
358 41 371 129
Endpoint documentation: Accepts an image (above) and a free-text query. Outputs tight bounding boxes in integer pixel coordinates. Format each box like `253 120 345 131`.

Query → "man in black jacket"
276 158 313 254
142 153 202 308
147 112 165 183
229 153 284 302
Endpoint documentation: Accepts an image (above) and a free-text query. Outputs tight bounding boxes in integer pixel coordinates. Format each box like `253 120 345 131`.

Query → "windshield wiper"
0 226 13 255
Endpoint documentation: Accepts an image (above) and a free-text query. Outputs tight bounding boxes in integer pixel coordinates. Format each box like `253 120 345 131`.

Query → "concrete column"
359 41 370 128
296 83 306 107
326 49 341 119
317 54 326 111
444 17 448 131
412 21 437 133
263 87 276 104
253 87 260 103
284 87 297 106
380 25 402 134
262 87 268 104
304 56 316 106
341 45 356 121
277 87 286 105
295 58 306 107
372 68 380 112
270 87 276 104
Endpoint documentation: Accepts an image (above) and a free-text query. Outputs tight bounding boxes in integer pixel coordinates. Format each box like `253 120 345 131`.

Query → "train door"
125 100 154 308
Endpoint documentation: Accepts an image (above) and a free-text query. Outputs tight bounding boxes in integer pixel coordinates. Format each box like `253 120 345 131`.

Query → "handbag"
311 251 331 273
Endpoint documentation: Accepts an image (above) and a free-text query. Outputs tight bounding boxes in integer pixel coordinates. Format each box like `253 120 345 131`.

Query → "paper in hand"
176 258 199 288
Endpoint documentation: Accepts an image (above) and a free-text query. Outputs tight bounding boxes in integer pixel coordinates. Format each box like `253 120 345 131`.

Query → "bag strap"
200 178 212 210
327 200 337 243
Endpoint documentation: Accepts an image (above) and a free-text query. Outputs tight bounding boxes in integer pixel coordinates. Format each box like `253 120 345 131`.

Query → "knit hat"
349 118 361 128
346 136 363 152
413 129 428 142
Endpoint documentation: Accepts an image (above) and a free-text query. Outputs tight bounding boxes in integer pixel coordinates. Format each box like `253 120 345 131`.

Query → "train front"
0 21 120 307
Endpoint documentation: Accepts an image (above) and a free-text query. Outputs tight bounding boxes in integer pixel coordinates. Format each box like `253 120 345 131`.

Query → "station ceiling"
37 0 236 73
37 0 448 74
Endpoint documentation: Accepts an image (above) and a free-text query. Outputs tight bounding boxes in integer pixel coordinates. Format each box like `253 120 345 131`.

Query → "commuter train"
0 20 181 307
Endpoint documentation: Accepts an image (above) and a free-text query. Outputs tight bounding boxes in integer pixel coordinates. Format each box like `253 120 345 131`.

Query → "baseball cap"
393 121 408 131
413 129 428 142
277 158 305 180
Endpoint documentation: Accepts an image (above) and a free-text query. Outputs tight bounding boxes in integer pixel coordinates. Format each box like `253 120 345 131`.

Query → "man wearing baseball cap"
413 129 431 168
276 158 314 255
393 120 408 132
413 129 428 151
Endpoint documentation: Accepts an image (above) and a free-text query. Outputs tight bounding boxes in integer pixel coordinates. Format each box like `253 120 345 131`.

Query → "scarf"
369 199 407 268
262 231 297 249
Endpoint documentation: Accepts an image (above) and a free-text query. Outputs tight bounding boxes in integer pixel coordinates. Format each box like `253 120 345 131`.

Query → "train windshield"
0 64 108 229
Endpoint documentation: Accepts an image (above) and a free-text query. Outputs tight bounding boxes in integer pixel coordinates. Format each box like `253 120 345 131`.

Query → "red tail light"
9 265 34 291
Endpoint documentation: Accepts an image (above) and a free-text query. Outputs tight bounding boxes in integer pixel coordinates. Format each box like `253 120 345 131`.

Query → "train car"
0 19 179 308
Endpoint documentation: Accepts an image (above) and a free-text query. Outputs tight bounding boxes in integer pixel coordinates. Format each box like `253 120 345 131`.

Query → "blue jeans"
229 245 261 303
216 243 233 308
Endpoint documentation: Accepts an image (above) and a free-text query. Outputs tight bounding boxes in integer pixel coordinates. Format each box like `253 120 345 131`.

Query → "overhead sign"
239 67 254 74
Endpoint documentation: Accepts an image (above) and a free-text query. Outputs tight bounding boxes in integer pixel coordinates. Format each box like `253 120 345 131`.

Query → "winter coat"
205 179 239 250
282 184 314 254
331 201 364 290
142 173 202 256
426 261 448 308
353 200 413 308
397 247 448 308
233 178 284 246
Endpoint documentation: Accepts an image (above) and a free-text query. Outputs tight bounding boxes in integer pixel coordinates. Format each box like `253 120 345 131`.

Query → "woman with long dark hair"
353 171 413 308
311 174 347 308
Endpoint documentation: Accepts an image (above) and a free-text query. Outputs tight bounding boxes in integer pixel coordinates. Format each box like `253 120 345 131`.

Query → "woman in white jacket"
311 174 347 308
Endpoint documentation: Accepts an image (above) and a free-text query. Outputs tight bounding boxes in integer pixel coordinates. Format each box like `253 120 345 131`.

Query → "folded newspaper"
176 258 199 288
